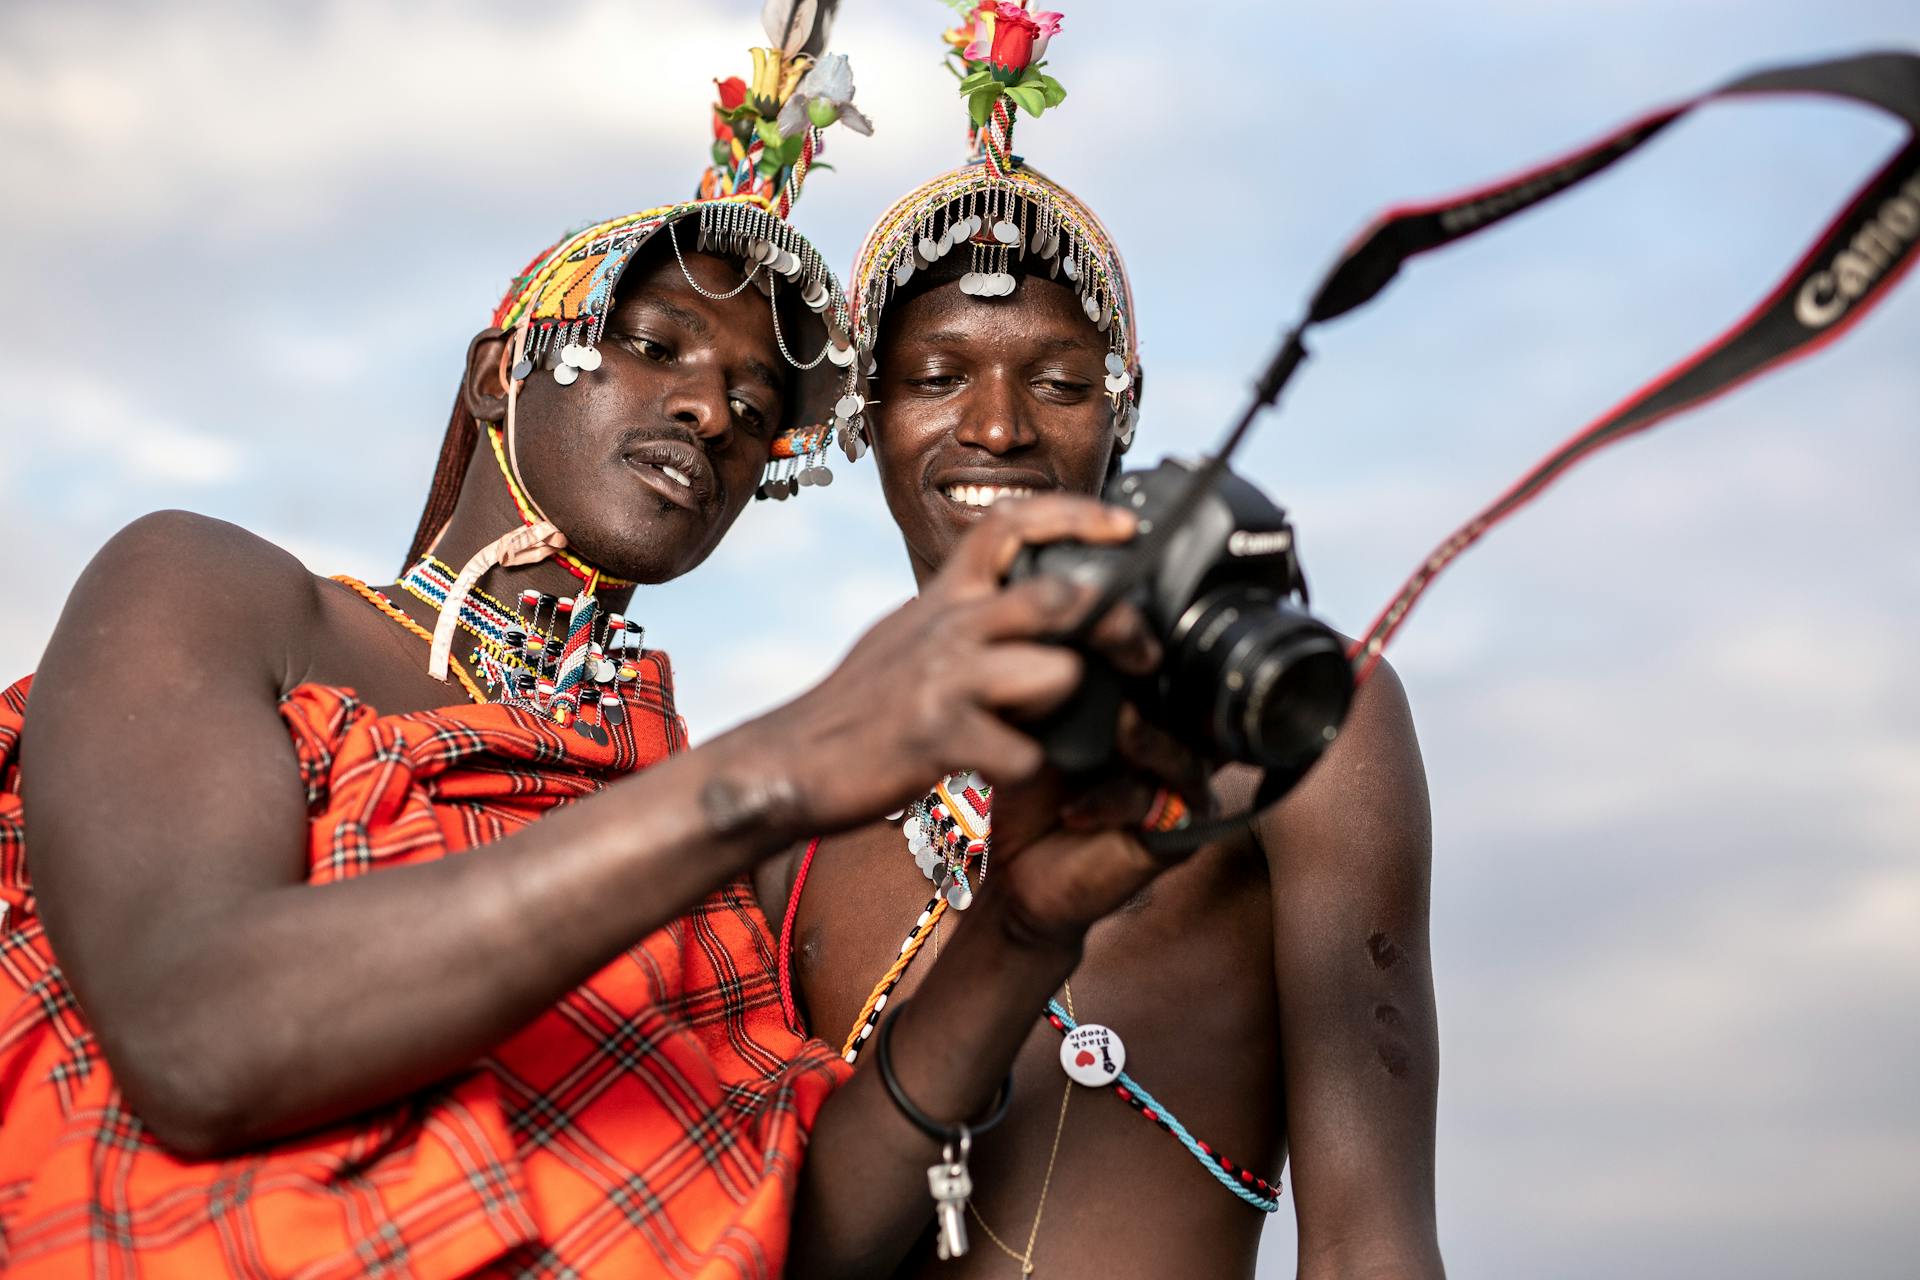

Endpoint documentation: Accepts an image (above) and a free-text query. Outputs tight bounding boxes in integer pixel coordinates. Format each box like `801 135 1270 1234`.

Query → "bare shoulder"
1325 656 1425 801
44 510 325 696
1252 653 1431 874
83 509 316 602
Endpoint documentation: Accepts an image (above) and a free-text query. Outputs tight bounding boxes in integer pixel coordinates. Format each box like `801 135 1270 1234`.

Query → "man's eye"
729 396 767 430
907 373 961 390
631 337 671 362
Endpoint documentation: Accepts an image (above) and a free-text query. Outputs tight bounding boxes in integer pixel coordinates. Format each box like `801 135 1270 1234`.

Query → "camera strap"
1304 50 1920 682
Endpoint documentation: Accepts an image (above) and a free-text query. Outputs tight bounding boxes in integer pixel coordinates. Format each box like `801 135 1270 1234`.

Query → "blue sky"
3 2 1917 1275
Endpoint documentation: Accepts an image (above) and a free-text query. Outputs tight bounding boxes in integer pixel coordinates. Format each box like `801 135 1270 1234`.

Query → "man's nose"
952 372 1036 454
662 364 732 443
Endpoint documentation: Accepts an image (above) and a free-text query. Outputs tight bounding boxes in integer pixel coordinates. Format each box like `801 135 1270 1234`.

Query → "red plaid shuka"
0 662 851 1278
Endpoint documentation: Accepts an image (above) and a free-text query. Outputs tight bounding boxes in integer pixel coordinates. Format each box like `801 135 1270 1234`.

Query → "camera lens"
1165 587 1353 770
1240 619 1352 769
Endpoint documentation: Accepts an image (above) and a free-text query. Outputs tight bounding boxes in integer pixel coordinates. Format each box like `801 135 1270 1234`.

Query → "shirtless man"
761 9 1443 1276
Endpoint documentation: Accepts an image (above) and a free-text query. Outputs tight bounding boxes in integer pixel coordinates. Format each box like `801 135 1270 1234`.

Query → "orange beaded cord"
839 895 952 1061
332 575 489 705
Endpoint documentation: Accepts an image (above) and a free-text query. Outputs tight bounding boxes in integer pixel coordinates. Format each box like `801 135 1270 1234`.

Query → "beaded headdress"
409 3 870 684
841 1 1141 464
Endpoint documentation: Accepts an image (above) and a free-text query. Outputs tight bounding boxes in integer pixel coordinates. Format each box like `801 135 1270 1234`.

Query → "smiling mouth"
940 482 1040 510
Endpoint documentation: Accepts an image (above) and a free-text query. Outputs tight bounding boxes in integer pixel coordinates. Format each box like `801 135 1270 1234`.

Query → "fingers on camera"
950 709 1045 784
947 494 1136 588
1082 600 1159 676
969 574 1088 641
969 644 1085 720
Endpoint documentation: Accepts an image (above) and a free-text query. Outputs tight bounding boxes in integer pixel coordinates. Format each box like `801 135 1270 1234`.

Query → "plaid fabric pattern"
0 661 850 1278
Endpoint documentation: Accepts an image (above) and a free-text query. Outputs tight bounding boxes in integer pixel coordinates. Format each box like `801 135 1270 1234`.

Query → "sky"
3 1 1917 1275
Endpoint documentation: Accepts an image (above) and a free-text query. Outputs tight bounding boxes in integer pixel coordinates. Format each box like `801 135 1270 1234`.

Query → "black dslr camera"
1011 459 1355 800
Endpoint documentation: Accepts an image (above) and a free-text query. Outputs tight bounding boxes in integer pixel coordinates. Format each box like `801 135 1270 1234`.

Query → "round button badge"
1059 1023 1126 1088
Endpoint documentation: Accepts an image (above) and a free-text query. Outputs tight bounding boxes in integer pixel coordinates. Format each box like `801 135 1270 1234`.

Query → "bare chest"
786 820 1289 1275
299 579 495 715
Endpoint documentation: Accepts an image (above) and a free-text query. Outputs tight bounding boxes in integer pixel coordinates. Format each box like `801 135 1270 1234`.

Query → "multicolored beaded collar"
401 555 642 727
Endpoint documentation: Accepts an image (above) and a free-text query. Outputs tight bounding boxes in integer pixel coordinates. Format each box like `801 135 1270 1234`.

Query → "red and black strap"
1313 50 1920 681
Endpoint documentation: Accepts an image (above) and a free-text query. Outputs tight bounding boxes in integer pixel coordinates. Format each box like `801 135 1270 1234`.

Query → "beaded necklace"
905 769 993 910
377 560 643 733
831 768 992 1062
1044 1000 1278 1211
399 555 553 665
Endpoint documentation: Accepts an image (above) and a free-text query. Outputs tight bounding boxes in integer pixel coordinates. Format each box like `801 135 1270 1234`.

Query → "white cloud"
8 380 245 488
0 0 964 245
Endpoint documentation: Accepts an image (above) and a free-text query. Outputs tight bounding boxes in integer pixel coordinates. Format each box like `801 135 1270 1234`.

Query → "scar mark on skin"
1367 931 1404 970
1373 1003 1402 1028
1377 1040 1411 1077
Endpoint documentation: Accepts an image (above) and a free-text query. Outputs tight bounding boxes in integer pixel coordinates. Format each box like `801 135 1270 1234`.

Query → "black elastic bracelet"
873 1005 1013 1143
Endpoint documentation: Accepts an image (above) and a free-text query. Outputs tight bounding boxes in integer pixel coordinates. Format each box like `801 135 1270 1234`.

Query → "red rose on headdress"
981 4 1062 74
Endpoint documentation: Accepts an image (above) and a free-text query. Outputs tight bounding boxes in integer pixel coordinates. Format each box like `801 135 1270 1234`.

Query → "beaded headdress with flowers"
407 3 871 687
840 0 1141 464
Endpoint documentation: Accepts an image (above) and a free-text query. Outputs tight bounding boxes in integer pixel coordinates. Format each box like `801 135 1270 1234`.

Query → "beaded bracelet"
874 1005 1013 1143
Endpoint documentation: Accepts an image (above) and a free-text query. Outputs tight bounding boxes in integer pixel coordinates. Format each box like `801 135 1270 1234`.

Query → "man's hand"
987 705 1217 947
747 494 1159 835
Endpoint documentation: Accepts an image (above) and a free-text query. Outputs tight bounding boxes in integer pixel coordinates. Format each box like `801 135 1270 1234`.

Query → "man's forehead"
890 276 1105 350
611 260 787 390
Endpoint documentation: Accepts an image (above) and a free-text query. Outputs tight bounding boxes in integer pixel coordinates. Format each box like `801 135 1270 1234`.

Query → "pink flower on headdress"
971 4 1062 74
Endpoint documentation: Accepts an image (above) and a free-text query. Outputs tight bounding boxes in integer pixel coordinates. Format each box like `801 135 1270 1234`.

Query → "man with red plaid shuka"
0 9 1201 1278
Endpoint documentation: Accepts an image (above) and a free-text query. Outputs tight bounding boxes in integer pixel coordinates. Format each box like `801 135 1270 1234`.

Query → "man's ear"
463 328 512 424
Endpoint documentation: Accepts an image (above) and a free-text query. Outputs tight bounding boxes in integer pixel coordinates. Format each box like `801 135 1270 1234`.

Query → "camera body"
1011 460 1354 796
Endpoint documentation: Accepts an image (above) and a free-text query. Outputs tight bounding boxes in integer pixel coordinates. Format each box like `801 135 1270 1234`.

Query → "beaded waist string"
1044 1001 1278 1212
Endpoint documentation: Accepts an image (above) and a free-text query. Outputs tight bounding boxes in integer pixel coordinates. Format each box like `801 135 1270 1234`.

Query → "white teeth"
660 465 692 488
942 484 1034 508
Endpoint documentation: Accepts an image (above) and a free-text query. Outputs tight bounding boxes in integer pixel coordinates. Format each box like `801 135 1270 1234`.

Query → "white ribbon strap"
427 520 568 681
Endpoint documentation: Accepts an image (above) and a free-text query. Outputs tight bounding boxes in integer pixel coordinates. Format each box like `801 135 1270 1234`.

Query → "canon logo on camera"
1227 529 1294 558
1794 172 1920 329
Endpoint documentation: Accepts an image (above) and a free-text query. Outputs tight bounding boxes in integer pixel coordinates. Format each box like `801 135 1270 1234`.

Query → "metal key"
927 1129 974 1260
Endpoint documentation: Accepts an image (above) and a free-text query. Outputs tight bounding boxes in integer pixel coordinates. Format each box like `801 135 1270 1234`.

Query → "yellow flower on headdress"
944 2 994 53
749 47 813 115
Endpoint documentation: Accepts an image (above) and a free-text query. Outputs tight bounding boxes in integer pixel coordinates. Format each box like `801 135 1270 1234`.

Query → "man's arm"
1254 659 1443 1279
22 498 1144 1160
22 512 841 1156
